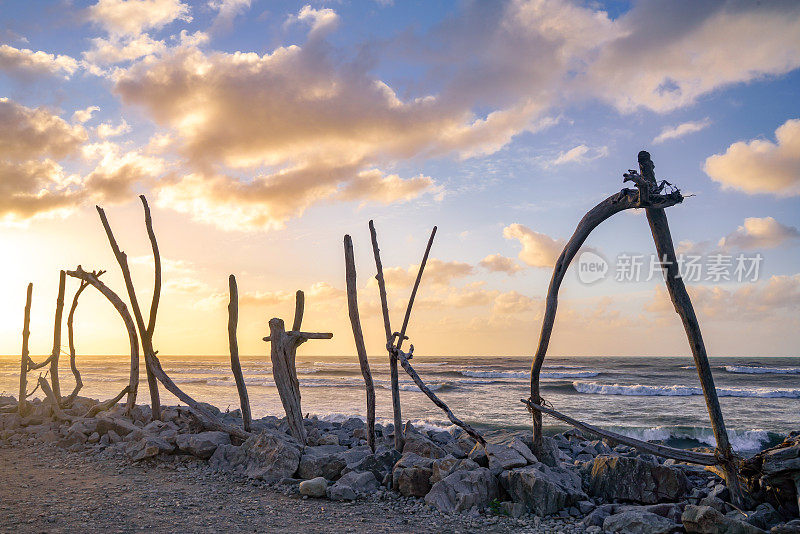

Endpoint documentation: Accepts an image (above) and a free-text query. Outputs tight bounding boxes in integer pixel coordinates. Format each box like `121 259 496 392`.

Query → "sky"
0 0 798 359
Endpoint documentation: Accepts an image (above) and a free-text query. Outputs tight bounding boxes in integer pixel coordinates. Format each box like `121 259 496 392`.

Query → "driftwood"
344 235 376 452
96 198 161 419
521 398 717 465
66 266 139 410
18 283 32 416
369 220 403 451
396 346 485 446
62 276 98 407
397 226 437 352
264 293 333 445
528 151 743 507
49 270 66 402
228 274 252 432
83 386 130 418
38 376 75 422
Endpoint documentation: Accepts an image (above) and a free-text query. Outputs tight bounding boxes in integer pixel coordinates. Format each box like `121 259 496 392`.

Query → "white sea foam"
724 365 800 375
573 381 800 398
612 425 772 452
460 369 599 379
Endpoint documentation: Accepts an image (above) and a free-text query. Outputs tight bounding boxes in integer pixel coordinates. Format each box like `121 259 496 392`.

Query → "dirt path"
0 443 551 533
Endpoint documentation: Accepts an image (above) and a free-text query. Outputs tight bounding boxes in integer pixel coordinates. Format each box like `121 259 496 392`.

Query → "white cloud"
83 33 167 66
718 217 800 250
704 119 800 196
87 0 191 36
208 0 251 33
287 5 340 37
653 118 711 144
0 44 79 79
96 119 131 138
72 106 101 124
503 223 564 268
549 144 608 166
479 254 523 275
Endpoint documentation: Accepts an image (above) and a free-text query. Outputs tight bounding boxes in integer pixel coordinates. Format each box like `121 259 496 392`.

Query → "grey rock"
297 445 348 480
500 501 527 518
603 509 679 534
344 448 401 482
317 433 339 446
240 430 302 482
424 467 499 514
125 436 174 461
500 462 586 515
329 471 379 501
175 431 231 460
682 505 767 534
95 416 138 437
392 452 434 497
745 503 782 530
486 443 528 473
589 455 688 504
298 477 328 498
403 431 447 459
770 519 800 533
430 456 460 485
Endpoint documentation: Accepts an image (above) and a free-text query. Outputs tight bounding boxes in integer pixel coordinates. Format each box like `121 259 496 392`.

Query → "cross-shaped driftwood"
263 290 332 445
369 222 486 449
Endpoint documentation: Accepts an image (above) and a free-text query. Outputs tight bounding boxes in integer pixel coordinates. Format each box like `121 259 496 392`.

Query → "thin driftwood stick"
228 275 252 432
66 266 139 411
641 155 744 506
140 195 163 419
96 202 161 419
397 226 437 352
18 283 32 416
83 386 131 418
529 187 683 452
38 376 76 422
49 270 66 402
63 279 92 407
344 235 376 452
292 290 304 332
520 399 718 465
269 318 306 444
369 220 403 451
396 347 485 446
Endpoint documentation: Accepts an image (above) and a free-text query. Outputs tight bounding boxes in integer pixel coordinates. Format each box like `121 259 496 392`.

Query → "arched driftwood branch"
344 235 376 452
67 266 139 411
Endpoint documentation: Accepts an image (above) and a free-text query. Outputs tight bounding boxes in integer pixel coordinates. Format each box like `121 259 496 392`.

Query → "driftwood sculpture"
228 274 252 432
524 151 744 506
343 235 376 452
369 222 486 448
263 291 332 445
17 283 33 416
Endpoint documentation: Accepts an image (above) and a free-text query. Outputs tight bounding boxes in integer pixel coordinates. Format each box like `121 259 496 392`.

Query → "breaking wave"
611 425 777 453
724 365 800 375
573 381 800 398
460 370 599 379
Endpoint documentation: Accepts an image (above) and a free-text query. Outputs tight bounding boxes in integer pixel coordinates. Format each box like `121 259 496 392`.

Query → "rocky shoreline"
1 395 799 533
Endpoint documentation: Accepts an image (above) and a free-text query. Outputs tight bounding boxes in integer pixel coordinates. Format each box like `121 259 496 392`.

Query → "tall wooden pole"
18 283 33 416
49 270 66 402
228 275 252 432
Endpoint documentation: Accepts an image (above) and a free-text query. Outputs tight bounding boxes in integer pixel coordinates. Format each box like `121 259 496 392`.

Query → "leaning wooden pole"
344 235 376 452
529 187 682 451
18 283 33 416
368 220 403 451
140 195 163 420
638 152 744 507
48 270 67 402
63 279 92 406
228 274 252 433
396 226 437 352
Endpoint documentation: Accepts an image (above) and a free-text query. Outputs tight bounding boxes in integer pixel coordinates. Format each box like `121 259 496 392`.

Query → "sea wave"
460 370 599 379
611 425 776 453
724 365 800 375
573 381 800 398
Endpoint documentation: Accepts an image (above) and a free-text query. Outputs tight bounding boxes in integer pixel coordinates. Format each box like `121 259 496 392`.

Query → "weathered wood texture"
67 266 139 410
49 270 66 402
268 317 306 444
369 220 403 451
521 398 717 465
228 274 252 433
18 283 33 416
140 195 163 419
397 226 436 352
63 279 93 406
529 187 682 450
396 347 485 446
344 235 376 452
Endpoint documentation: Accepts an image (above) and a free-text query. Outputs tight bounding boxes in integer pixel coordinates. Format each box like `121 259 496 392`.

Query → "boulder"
240 430 302 482
589 455 688 504
95 416 138 437
424 467 499 514
745 503 782 531
125 436 174 461
430 456 460 485
403 432 447 459
298 477 328 498
317 433 339 446
603 510 679 534
486 443 529 473
500 462 586 515
771 519 800 533
345 448 401 482
175 431 231 460
682 505 768 534
392 453 434 497
328 471 379 501
297 445 347 480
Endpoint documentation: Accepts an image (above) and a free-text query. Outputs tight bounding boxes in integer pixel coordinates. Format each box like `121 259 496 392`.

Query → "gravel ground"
0 439 582 533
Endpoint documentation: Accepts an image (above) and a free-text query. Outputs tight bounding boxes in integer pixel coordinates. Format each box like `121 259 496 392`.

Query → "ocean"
2 354 798 454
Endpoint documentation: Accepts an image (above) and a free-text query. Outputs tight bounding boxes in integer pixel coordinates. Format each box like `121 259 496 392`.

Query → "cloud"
653 118 711 144
0 98 87 161
72 106 101 124
336 170 437 205
549 144 608 166
96 119 131 138
492 290 536 315
704 118 800 196
503 223 564 268
87 0 191 36
84 33 167 66
287 5 340 37
382 258 475 290
82 141 167 201
479 253 523 275
208 0 251 33
0 44 79 79
718 217 800 250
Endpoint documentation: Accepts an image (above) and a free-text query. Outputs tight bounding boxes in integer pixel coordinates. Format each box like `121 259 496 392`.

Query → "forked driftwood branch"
264 291 333 445
369 220 403 451
66 266 139 411
228 274 252 432
528 151 743 507
520 398 716 465
344 235 376 452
